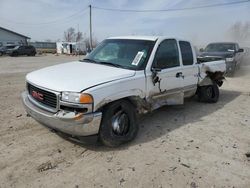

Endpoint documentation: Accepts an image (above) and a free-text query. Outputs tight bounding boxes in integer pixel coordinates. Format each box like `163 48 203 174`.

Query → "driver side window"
153 39 180 69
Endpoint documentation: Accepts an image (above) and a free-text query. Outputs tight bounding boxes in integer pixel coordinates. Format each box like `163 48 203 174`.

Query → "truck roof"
107 36 189 42
207 42 238 45
108 36 159 41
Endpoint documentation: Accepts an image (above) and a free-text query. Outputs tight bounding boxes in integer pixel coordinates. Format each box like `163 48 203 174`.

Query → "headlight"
226 57 234 62
61 92 93 104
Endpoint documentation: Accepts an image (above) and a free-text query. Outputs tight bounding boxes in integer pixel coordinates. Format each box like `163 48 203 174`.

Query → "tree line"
63 27 98 49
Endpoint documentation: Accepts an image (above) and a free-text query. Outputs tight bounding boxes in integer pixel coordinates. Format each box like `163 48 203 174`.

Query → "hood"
200 51 234 58
26 61 136 92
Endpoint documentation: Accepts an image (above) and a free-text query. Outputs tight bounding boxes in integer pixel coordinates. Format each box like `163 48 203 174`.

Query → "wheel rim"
207 86 213 98
111 109 129 136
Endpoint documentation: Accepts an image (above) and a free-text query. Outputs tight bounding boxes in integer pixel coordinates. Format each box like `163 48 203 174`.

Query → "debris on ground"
16 114 22 118
128 167 135 171
222 162 230 165
106 156 113 163
37 161 57 172
78 149 88 157
181 163 190 168
245 152 250 158
119 178 125 185
169 167 177 171
190 182 198 188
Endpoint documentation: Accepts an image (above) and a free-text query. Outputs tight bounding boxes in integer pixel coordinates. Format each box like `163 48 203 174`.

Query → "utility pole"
89 4 93 51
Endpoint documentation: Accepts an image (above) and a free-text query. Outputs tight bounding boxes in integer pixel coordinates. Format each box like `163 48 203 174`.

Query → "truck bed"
199 60 226 73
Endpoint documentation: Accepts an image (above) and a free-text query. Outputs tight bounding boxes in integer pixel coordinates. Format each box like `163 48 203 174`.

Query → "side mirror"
151 68 161 85
238 48 244 53
152 67 161 73
200 48 204 52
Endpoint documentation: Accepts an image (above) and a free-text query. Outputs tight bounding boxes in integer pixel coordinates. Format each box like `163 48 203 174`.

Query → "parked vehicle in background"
22 36 226 147
29 42 56 54
6 45 36 57
0 45 17 56
198 42 244 76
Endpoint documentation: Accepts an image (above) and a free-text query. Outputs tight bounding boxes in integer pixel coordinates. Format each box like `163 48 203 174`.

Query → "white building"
56 42 86 54
0 26 30 47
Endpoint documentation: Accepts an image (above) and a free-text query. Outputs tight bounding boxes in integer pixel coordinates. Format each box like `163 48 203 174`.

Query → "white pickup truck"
22 36 226 147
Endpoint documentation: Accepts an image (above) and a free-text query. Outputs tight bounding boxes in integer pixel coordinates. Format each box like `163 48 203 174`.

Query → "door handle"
176 72 182 78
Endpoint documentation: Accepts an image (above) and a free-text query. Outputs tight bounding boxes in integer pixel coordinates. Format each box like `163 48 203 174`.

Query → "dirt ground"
0 53 250 188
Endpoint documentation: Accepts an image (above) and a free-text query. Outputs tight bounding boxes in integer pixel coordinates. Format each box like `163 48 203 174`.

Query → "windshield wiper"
80 58 98 63
80 59 131 69
98 61 125 68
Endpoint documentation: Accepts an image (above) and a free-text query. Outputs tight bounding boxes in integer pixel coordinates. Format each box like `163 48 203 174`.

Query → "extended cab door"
147 39 184 107
179 41 198 96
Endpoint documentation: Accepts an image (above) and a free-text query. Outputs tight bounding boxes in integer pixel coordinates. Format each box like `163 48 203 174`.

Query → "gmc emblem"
31 90 44 101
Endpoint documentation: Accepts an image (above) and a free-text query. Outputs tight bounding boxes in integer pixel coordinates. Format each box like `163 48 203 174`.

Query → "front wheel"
99 100 138 147
197 84 219 103
29 52 36 56
11 52 18 57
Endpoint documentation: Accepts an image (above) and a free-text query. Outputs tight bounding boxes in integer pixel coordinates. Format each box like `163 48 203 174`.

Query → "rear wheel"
197 83 219 103
99 100 138 147
29 52 36 56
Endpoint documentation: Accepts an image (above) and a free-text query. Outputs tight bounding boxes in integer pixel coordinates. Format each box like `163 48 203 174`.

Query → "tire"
0 52 2 56
99 100 138 147
28 52 35 56
12 52 18 57
227 71 235 77
197 84 219 103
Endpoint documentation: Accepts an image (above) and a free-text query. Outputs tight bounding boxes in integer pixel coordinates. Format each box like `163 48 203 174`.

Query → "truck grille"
27 83 57 109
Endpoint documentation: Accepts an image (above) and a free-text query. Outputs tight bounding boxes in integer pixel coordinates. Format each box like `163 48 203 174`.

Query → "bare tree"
83 33 98 51
229 21 250 43
64 27 75 42
75 31 83 42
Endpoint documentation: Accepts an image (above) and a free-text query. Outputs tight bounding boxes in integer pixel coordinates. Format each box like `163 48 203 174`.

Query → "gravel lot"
0 54 250 188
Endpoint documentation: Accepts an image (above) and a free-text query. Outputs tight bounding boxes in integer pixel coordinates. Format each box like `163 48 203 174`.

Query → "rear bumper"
22 91 102 136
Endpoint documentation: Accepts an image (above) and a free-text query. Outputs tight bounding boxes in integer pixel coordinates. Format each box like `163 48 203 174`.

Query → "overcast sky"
0 0 249 46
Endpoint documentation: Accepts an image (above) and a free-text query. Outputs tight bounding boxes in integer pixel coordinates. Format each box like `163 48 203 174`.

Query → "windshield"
204 43 235 52
82 39 155 70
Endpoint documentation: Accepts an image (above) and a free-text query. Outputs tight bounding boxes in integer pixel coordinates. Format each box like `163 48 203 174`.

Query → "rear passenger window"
179 41 193 65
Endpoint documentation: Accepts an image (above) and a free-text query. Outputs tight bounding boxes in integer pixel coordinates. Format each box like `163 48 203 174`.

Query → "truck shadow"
133 89 240 146
57 89 241 151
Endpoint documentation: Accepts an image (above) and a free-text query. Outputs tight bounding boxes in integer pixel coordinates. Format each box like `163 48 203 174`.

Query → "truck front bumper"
22 91 102 136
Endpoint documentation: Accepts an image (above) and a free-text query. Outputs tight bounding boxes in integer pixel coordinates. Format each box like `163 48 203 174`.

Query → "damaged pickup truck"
22 36 226 147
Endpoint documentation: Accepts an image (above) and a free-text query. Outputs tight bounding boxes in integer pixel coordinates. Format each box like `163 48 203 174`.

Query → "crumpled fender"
198 76 213 86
